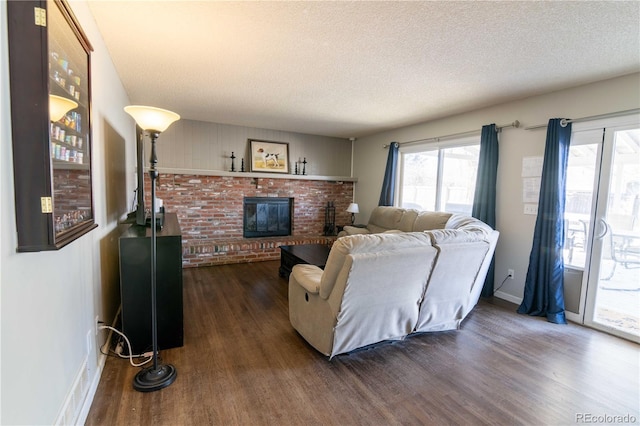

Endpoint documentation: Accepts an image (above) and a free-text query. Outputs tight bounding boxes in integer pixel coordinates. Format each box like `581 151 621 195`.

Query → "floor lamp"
124 105 180 392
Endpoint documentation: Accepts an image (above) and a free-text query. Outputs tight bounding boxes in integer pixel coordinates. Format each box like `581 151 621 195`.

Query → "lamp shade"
49 94 78 122
346 203 359 214
124 105 180 132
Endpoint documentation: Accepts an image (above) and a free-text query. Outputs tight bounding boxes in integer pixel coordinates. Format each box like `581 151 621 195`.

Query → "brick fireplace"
147 173 354 267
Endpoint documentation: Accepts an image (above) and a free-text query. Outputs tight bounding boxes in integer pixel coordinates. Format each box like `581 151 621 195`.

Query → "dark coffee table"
279 244 332 279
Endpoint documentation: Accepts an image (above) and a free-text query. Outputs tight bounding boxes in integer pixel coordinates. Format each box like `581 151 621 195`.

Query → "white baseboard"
76 347 108 425
54 356 90 426
494 291 522 306
57 307 120 425
494 292 585 325
77 306 121 424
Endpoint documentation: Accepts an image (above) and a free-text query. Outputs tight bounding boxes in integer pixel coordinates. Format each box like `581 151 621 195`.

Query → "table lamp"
346 203 359 225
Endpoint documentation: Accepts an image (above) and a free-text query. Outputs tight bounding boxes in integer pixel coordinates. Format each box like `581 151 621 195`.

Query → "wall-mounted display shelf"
7 0 97 251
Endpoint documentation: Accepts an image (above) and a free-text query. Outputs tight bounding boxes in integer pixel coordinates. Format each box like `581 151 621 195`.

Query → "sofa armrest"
290 264 323 294
339 226 371 237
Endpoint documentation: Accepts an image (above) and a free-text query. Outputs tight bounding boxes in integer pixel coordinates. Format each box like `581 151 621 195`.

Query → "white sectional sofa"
338 206 456 237
289 207 498 358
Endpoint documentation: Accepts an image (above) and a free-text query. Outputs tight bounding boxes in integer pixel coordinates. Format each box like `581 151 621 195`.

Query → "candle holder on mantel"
230 152 236 172
302 157 307 175
294 162 298 175
241 158 245 172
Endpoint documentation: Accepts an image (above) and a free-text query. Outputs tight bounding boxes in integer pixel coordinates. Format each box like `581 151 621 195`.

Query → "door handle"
595 218 608 240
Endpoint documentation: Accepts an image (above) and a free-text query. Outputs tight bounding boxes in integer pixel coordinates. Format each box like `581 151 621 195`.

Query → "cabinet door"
7 0 96 251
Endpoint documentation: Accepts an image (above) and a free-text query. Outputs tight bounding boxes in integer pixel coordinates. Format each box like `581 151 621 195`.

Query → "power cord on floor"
99 334 126 359
98 325 154 367
493 274 510 296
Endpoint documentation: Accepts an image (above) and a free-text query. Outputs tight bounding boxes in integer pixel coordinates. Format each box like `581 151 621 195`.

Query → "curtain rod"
524 108 640 130
383 120 519 148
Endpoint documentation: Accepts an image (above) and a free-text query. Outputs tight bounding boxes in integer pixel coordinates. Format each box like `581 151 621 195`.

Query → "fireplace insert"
243 197 293 238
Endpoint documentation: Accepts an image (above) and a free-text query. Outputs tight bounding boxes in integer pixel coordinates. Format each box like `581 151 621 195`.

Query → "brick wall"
146 173 354 267
53 168 92 233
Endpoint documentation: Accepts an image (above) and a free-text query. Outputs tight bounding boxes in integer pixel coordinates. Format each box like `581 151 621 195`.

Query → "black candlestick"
241 158 245 172
302 158 307 175
230 152 236 172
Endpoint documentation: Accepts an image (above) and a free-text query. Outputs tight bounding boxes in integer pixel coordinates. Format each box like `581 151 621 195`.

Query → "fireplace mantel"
146 167 357 182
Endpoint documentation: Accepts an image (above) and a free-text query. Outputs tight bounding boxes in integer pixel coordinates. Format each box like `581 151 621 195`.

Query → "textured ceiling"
87 1 640 138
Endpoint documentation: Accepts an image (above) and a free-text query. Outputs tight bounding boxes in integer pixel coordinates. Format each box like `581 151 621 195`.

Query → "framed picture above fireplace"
249 139 290 173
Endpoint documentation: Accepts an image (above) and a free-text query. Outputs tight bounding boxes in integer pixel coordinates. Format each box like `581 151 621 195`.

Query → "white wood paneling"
150 119 352 176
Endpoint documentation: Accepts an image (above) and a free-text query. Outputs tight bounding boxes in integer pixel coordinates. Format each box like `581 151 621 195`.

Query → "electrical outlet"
508 269 515 279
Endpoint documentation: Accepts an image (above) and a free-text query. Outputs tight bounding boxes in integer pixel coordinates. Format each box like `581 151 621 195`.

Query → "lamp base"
133 363 177 392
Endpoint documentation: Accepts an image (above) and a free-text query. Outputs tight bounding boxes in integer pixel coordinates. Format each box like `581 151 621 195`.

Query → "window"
398 136 480 215
563 129 600 269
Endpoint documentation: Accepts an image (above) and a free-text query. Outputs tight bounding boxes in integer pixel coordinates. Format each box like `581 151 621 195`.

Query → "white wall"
353 73 640 304
0 1 134 424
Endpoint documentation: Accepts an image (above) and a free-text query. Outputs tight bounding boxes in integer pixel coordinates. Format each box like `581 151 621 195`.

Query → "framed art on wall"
249 139 290 173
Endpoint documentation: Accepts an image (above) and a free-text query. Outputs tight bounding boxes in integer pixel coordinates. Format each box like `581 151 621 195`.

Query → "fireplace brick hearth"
146 173 353 267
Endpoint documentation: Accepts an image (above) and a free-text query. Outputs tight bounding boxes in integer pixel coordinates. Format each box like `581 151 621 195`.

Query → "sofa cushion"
415 238 490 332
412 211 453 231
425 228 489 245
339 225 370 236
331 246 437 356
367 206 418 233
319 232 433 299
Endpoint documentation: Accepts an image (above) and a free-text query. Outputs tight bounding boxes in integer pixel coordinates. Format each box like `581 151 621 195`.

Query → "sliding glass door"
565 116 640 343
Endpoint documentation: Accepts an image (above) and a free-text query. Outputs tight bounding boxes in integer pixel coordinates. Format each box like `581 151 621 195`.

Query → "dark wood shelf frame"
7 0 96 251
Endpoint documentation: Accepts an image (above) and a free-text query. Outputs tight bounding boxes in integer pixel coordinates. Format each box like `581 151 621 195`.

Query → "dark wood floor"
86 261 640 425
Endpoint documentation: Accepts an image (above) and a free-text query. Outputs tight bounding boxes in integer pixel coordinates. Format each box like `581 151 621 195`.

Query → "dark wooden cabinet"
7 0 96 251
279 244 331 278
119 213 184 355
